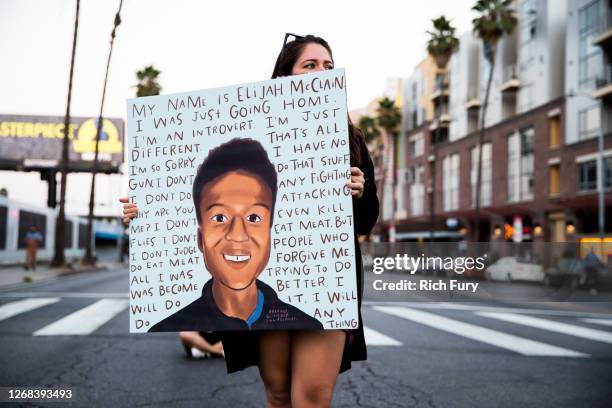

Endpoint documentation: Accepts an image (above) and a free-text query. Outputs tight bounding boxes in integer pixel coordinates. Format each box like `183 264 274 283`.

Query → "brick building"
377 0 612 243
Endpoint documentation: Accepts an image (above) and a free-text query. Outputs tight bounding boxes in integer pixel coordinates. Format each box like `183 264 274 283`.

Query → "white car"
486 257 544 282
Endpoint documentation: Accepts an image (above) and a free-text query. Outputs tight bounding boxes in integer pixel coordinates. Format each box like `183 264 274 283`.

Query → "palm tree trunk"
51 0 80 267
84 0 123 264
474 46 496 242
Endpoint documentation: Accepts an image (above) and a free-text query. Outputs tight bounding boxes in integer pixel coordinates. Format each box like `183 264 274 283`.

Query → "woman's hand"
119 197 138 226
347 167 365 199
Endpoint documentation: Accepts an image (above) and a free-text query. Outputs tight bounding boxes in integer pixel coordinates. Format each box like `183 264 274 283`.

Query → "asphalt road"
0 266 611 407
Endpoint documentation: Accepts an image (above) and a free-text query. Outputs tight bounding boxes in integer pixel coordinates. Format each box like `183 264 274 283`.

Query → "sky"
0 0 476 213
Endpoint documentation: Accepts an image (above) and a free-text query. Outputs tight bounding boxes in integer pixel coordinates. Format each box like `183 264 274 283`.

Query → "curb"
0 263 124 292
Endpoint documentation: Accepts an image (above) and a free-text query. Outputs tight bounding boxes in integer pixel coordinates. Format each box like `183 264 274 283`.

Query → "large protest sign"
126 69 358 333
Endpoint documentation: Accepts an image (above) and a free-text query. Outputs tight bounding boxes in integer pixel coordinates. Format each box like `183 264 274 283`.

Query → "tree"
376 97 401 241
84 0 124 265
426 16 459 241
135 65 162 97
426 16 460 69
51 0 80 267
358 115 380 144
472 0 517 241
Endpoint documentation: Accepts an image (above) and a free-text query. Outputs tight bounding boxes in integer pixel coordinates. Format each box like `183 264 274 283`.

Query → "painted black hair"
192 138 277 225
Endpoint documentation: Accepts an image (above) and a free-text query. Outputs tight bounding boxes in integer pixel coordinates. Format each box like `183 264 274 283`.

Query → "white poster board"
126 69 358 333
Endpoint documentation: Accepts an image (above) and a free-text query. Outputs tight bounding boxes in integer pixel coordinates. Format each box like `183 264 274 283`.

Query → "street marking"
0 292 128 299
363 301 612 319
374 306 587 357
478 312 612 344
364 326 402 346
581 318 612 327
34 299 128 336
0 298 60 322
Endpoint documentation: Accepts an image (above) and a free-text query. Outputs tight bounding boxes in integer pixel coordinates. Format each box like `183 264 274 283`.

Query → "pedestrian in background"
24 226 43 271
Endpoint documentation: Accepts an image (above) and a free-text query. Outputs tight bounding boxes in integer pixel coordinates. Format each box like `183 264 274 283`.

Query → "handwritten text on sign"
126 69 357 333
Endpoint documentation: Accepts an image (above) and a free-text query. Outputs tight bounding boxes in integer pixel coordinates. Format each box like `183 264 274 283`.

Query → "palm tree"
358 115 380 144
426 16 459 241
426 16 460 69
51 0 80 267
135 66 162 97
472 0 517 241
84 0 124 265
376 97 401 241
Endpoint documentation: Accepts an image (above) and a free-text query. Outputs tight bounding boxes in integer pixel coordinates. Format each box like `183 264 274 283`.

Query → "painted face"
197 171 273 291
291 42 334 75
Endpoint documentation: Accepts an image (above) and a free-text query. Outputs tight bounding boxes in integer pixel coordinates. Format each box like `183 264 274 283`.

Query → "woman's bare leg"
259 330 292 408
290 330 345 408
179 332 223 355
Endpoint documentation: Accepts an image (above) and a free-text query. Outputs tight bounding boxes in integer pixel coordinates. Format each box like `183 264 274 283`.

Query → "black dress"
220 136 379 374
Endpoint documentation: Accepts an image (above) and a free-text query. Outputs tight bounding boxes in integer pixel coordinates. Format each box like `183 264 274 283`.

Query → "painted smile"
223 254 251 263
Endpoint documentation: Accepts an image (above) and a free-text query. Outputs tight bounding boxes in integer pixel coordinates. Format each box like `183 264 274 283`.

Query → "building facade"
379 0 612 243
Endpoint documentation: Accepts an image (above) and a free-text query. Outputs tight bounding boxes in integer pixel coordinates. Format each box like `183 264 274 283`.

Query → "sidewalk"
0 260 126 290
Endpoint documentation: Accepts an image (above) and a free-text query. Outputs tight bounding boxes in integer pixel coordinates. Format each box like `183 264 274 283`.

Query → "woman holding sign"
122 34 379 407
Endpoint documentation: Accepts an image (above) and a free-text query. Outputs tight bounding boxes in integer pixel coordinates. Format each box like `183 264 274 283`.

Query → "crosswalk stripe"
364 326 402 346
374 306 587 357
33 299 128 336
478 312 612 344
0 298 60 322
581 318 612 327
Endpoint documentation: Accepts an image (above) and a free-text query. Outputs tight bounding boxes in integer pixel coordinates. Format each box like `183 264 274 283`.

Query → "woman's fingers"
350 166 364 177
119 197 129 203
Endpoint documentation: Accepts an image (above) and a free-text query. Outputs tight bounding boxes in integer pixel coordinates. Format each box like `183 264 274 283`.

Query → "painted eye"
210 214 228 223
246 214 262 223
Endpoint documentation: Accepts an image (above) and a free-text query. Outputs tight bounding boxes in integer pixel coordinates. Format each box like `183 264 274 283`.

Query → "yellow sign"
73 118 122 154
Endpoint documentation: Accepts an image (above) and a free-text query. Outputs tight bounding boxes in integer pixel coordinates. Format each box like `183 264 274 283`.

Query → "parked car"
543 258 587 288
486 257 544 282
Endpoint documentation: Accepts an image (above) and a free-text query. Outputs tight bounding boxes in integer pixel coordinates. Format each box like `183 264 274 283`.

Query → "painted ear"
197 226 203 253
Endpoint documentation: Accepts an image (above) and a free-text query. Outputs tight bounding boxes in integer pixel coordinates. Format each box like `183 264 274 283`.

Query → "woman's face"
291 42 334 75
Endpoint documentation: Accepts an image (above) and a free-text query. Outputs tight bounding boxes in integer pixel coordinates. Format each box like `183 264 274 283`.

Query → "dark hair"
271 34 364 166
192 138 277 225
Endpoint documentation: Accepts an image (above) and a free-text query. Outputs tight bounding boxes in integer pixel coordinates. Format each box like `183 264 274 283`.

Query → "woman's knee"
292 381 335 407
260 372 291 407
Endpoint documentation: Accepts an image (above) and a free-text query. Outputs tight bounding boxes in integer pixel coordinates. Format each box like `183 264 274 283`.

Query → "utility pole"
84 0 124 264
51 0 80 267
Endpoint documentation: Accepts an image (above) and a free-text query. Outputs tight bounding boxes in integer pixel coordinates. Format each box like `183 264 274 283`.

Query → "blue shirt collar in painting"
246 290 264 329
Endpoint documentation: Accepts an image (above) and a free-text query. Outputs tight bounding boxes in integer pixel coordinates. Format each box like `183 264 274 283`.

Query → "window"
470 143 492 207
549 116 561 147
519 0 537 66
409 133 424 157
579 160 598 191
549 164 560 196
518 83 534 113
578 104 601 140
410 165 425 216
18 211 47 249
578 0 603 87
507 128 534 202
443 154 460 211
579 157 612 192
0 206 6 250
606 157 612 189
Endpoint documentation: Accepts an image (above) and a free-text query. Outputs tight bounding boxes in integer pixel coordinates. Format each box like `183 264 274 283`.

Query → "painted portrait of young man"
149 138 323 332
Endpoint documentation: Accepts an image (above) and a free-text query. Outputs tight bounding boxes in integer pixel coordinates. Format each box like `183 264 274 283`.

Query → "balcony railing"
502 64 519 84
465 85 481 110
593 63 612 99
430 78 449 101
593 12 612 44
